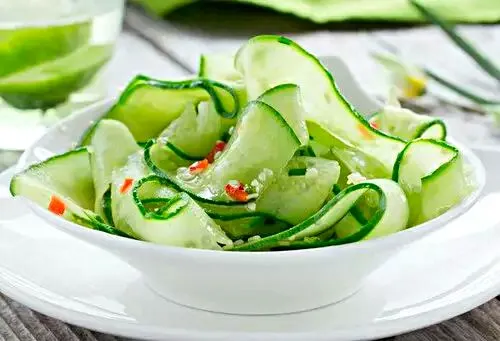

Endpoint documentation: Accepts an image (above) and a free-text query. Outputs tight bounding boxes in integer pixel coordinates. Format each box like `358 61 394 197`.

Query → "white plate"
1 146 500 341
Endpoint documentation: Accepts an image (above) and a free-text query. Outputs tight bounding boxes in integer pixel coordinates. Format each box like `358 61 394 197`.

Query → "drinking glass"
0 0 125 153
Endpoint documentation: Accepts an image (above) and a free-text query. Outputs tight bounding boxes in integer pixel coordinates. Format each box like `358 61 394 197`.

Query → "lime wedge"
0 21 91 78
0 44 113 110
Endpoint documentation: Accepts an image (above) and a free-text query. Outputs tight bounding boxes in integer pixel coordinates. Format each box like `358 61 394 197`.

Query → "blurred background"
0 0 499 166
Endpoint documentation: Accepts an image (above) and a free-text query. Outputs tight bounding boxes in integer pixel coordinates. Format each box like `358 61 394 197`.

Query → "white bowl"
11 59 486 315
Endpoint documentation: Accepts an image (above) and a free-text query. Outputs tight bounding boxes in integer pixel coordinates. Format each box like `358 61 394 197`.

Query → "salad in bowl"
7 35 484 314
10 35 478 253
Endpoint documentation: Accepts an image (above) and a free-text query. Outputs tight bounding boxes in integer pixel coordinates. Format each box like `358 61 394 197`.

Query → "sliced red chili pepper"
189 159 209 174
225 181 248 202
370 120 380 130
48 195 66 216
357 123 374 140
206 141 226 163
120 178 134 194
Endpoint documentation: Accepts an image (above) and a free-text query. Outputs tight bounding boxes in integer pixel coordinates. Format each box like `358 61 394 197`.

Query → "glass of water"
0 0 124 152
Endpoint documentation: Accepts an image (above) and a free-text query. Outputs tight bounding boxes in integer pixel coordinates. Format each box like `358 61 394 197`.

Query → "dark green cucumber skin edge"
144 139 253 207
74 213 135 239
78 75 241 146
139 197 291 237
413 119 447 140
236 35 407 146
255 82 311 147
132 175 189 220
410 0 500 83
228 182 386 251
102 188 115 226
392 138 460 183
144 98 301 206
135 76 240 119
368 114 446 141
162 141 204 161
332 184 368 226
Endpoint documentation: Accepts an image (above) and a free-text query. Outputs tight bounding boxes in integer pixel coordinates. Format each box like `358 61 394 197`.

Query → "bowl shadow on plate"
117 277 387 332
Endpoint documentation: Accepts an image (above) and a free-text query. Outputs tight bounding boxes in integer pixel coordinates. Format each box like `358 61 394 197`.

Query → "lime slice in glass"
0 44 113 110
0 21 91 78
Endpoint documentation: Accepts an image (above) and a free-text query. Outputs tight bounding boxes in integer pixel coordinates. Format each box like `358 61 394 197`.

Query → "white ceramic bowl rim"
15 97 486 263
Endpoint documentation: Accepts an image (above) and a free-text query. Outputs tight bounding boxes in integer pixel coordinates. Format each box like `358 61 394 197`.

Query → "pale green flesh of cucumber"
111 156 231 249
199 52 242 82
198 88 301 198
393 139 471 226
257 84 309 146
111 151 152 236
130 192 231 249
80 76 241 145
149 143 193 171
307 121 391 179
90 119 141 219
147 94 301 203
205 156 341 234
197 53 249 114
9 148 132 237
10 148 95 211
230 179 409 251
310 121 469 227
370 104 446 141
256 156 340 225
158 100 230 159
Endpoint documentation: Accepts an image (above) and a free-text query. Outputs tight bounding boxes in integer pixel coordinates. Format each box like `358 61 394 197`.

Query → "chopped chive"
288 168 307 176
296 145 316 157
332 184 342 194
410 0 500 83
305 145 316 156
101 188 115 226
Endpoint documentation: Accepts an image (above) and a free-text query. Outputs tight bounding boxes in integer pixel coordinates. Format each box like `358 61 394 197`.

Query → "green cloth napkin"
133 0 500 23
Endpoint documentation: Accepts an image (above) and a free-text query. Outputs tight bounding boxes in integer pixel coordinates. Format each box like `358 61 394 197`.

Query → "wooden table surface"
1 3 499 340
